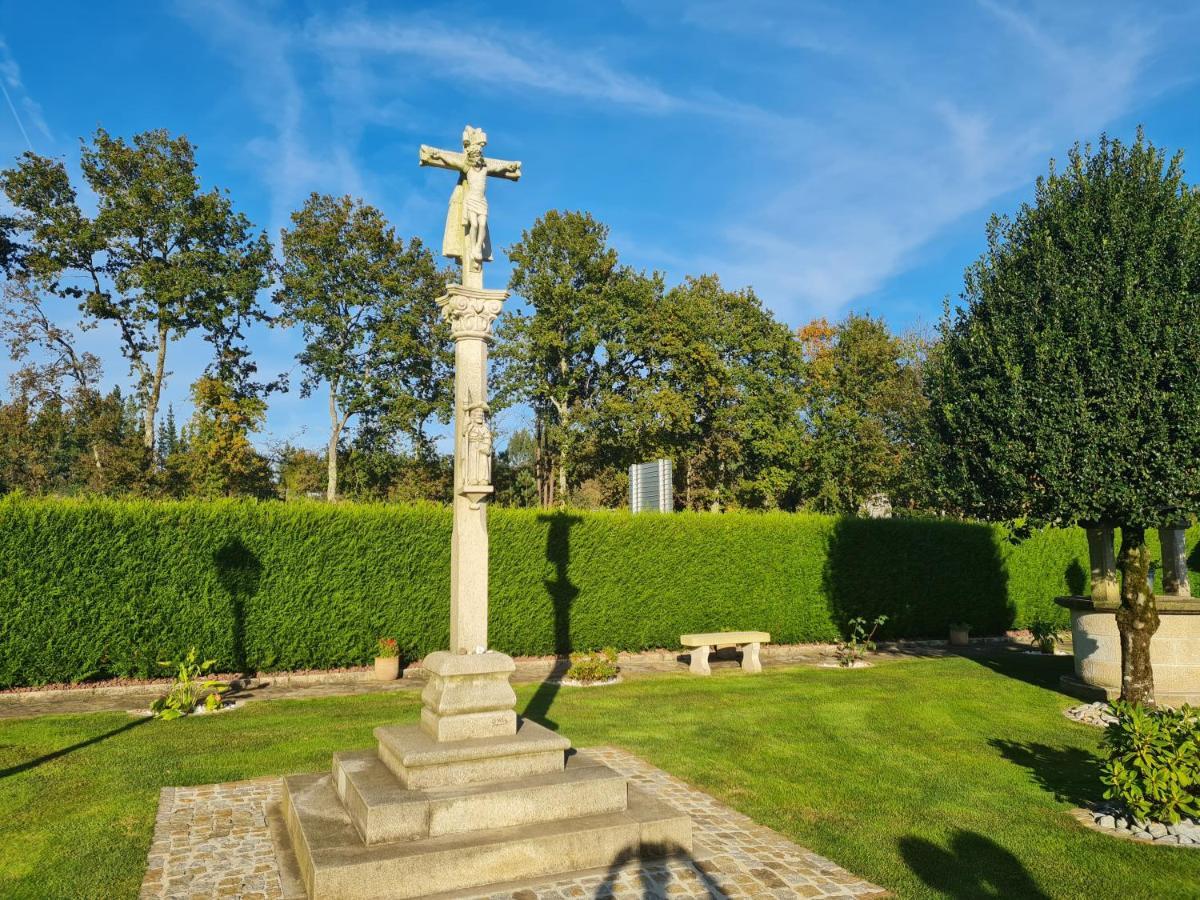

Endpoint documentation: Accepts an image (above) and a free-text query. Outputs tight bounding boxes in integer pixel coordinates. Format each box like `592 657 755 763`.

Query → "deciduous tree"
275 194 452 501
0 129 272 452
630 275 805 510
497 210 657 506
178 375 272 498
928 131 1200 704
799 313 930 513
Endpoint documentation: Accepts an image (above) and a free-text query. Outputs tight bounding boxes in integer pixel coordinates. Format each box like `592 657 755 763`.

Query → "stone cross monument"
420 125 521 655
279 126 691 899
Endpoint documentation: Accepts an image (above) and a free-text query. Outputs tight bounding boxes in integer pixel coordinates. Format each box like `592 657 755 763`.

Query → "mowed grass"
1 654 1198 898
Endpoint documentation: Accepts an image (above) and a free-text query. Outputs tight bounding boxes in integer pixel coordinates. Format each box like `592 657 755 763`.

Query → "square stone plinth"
376 718 571 790
420 650 519 741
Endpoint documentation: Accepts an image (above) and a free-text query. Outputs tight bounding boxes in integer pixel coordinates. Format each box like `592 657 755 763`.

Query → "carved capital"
437 285 508 341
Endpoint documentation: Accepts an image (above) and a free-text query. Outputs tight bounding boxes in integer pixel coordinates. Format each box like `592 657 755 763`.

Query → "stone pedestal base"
283 652 693 898
1055 595 1200 706
419 651 518 742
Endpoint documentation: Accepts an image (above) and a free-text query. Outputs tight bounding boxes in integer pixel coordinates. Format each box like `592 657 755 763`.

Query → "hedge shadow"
824 517 1012 639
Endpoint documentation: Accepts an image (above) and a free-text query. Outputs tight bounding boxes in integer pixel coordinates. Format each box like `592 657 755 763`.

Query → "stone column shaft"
1086 525 1120 608
439 284 507 654
451 334 488 653
1160 525 1192 598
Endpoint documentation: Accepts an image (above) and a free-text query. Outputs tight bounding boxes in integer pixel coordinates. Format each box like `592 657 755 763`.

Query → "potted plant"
374 637 401 680
948 622 971 647
1028 618 1064 654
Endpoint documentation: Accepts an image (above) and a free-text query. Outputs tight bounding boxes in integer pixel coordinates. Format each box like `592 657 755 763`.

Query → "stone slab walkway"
139 746 889 900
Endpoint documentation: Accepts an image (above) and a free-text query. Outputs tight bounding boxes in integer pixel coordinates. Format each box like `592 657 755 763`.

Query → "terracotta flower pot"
949 627 971 647
374 656 400 681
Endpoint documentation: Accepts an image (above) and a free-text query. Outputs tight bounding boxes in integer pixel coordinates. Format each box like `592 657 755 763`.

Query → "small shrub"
150 648 228 720
835 616 888 667
1028 617 1064 654
377 637 399 658
566 647 619 684
1100 701 1200 824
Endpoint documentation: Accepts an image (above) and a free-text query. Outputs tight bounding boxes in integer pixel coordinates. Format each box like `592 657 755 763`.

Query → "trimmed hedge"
2 496 1197 688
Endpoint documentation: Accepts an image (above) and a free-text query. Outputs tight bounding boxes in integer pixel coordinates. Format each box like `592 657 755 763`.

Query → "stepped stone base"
282 651 692 898
284 752 690 899
333 749 630 844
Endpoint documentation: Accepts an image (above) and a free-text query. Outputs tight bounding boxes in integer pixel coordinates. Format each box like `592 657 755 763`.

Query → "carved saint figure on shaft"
463 404 493 489
419 126 521 274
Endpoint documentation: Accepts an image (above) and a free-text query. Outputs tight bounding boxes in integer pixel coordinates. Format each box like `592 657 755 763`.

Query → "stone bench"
680 631 770 675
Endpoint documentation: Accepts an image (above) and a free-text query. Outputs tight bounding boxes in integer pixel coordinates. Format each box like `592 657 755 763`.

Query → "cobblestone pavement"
140 747 889 900
140 777 287 900
1 641 973 719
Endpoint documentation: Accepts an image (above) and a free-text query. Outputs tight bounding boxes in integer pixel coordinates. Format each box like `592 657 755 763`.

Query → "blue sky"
2 0 1200 452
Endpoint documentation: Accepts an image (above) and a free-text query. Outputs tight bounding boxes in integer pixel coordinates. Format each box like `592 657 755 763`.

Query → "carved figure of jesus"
419 127 521 277
464 406 493 488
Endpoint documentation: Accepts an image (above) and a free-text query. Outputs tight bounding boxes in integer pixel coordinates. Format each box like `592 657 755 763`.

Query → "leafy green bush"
835 615 887 667
150 648 228 720
1101 702 1200 824
2 496 1193 688
565 647 619 684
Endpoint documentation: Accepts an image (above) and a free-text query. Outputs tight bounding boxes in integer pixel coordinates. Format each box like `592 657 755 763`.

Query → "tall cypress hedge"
1 496 1195 688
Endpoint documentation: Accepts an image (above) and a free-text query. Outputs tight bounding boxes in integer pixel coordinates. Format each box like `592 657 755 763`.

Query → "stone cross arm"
418 145 522 181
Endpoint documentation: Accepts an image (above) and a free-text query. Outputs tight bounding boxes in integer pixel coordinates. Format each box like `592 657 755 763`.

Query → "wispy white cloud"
309 16 680 114
175 1 365 240
628 0 1196 321
179 0 1200 329
0 34 51 152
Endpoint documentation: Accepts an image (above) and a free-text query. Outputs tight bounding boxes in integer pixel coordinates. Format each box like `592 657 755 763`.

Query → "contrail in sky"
0 41 34 152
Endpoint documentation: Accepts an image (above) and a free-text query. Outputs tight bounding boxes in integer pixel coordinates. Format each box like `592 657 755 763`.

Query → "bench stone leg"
689 646 712 676
741 642 762 674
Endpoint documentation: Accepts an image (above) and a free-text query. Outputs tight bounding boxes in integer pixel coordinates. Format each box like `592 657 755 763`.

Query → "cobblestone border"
140 747 889 899
1071 807 1200 847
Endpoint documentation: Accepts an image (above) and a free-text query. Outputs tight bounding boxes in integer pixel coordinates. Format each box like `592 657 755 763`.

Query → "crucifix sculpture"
420 125 521 290
420 126 521 654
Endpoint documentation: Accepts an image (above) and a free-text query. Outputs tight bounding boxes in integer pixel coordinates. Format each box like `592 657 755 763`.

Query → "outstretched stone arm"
419 145 466 171
485 157 522 181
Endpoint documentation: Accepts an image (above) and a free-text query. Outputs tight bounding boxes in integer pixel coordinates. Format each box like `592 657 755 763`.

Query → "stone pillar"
1086 525 1120 608
439 284 507 654
1160 524 1192 598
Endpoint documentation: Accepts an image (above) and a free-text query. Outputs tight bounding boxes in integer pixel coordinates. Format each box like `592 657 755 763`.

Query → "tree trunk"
534 412 554 507
327 383 343 503
142 324 169 450
1115 525 1161 705
558 450 568 507
550 397 569 507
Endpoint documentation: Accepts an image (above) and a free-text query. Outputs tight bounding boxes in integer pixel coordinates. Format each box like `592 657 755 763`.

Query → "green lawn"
2 654 1198 899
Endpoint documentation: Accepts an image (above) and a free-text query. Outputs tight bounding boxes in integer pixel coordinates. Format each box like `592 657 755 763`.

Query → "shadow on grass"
596 846 724 898
521 512 582 731
0 716 150 780
899 829 1050 899
970 651 1074 694
988 738 1102 807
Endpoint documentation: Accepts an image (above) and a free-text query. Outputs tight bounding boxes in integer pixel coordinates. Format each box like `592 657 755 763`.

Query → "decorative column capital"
437 284 508 341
